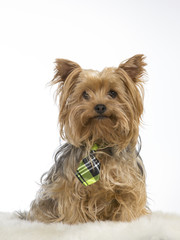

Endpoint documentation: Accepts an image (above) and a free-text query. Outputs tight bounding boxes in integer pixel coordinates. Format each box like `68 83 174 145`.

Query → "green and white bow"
75 144 100 186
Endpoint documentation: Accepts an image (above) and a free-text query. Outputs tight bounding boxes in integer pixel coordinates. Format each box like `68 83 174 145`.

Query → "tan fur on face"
21 55 150 224
52 55 145 151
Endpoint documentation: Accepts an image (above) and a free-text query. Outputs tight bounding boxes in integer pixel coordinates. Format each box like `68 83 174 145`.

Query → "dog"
20 54 150 224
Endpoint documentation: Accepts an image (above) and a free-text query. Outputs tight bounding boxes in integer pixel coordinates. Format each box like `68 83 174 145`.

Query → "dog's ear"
118 54 146 82
52 59 81 83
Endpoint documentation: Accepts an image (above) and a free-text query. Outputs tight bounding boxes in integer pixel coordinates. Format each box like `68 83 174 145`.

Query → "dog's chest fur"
40 144 146 223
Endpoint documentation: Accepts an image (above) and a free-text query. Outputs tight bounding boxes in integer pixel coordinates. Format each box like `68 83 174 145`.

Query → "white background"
0 0 180 214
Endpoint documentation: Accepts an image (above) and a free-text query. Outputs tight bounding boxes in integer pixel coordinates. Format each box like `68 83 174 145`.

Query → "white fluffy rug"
0 212 180 240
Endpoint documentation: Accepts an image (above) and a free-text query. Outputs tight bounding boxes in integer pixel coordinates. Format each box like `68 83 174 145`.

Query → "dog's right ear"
52 59 81 84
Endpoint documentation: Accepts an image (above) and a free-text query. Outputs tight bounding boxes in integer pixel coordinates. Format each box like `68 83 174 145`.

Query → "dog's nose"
94 104 107 114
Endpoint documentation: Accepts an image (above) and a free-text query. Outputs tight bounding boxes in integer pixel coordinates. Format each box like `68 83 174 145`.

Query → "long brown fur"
20 54 150 224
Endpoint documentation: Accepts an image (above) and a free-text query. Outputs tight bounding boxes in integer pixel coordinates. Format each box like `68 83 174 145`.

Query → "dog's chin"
88 115 116 126
86 116 120 147
93 115 109 120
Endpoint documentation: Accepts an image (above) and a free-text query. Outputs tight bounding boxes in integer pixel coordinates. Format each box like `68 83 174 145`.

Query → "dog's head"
52 55 146 150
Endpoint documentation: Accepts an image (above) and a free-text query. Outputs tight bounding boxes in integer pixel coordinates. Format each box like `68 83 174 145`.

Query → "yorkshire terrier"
20 54 150 224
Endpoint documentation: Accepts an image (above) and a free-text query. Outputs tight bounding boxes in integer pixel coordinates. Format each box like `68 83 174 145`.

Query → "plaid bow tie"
75 144 100 186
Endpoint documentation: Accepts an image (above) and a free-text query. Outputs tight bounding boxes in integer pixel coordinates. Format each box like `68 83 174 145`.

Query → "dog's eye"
82 91 90 100
108 90 117 98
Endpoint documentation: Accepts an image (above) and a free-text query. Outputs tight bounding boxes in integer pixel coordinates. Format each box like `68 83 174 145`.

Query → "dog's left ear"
118 54 146 82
